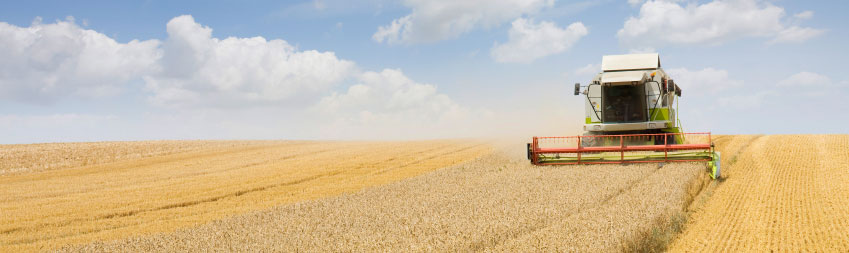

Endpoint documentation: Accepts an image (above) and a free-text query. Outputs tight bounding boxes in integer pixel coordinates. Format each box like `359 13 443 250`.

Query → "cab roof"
601 53 660 72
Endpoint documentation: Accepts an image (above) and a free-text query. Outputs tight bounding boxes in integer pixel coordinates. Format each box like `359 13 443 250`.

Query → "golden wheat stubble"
669 135 849 252
0 140 491 251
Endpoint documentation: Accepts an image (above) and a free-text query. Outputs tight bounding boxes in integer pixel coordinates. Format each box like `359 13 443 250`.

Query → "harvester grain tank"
527 53 721 179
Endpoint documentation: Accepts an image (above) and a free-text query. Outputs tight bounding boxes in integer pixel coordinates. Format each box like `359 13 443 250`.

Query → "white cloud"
0 17 160 104
491 18 587 63
664 68 769 116
316 69 474 123
794 10 814 20
717 91 772 109
618 0 824 48
777 71 832 87
372 16 412 44
144 15 356 108
0 15 483 140
313 69 486 138
666 67 743 94
0 15 358 108
373 0 554 44
574 63 600 76
768 26 825 44
774 71 845 98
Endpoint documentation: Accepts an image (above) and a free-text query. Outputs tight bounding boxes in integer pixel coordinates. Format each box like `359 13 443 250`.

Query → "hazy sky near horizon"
1 0 847 143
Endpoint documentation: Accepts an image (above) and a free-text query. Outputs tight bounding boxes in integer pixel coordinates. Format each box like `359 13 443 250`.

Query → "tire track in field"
370 143 486 176
7 167 355 245
1 142 309 201
0 143 349 236
4 144 352 245
8 142 443 244
1 140 492 252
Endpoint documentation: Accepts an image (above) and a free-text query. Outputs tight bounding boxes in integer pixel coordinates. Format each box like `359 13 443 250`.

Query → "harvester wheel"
654 134 678 145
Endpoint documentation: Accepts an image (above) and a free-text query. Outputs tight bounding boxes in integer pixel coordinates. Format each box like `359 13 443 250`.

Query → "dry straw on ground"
10 135 845 252
65 144 710 252
0 140 274 175
0 140 491 251
669 135 849 251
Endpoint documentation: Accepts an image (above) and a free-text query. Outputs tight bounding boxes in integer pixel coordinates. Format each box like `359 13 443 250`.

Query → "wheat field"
0 140 491 251
0 140 273 175
7 135 843 252
64 145 710 252
669 135 849 251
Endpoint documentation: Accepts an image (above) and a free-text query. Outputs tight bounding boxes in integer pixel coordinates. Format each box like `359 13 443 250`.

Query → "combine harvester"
527 53 721 179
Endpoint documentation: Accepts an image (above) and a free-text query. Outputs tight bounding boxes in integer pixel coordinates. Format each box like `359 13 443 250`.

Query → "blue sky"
1 0 847 144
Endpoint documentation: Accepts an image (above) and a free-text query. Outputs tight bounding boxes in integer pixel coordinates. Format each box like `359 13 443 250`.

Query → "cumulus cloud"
0 15 483 140
491 18 587 63
618 0 824 48
666 67 743 94
144 15 356 108
0 15 358 108
314 69 488 138
373 0 554 44
0 17 160 104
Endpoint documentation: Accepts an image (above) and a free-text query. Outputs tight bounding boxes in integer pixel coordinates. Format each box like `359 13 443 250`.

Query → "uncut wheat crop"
67 145 712 252
0 140 491 251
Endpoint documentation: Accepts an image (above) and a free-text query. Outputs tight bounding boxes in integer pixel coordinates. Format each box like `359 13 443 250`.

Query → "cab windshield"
602 83 647 123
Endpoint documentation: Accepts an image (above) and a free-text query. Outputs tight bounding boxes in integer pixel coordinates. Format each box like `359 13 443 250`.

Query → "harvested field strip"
669 135 849 251
68 147 711 252
0 140 282 175
0 140 491 251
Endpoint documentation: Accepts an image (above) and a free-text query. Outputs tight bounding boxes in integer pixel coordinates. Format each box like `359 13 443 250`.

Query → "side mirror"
667 79 676 93
668 80 682 96
573 83 581 96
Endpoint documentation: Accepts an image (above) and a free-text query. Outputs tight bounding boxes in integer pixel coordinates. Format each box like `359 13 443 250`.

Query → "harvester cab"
527 53 721 179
